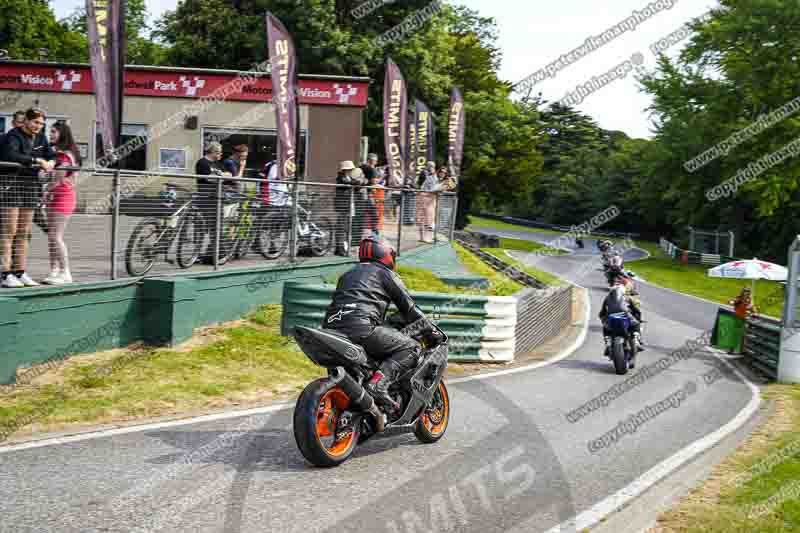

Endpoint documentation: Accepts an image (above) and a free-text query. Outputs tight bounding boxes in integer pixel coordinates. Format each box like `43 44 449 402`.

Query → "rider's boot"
604 335 611 357
634 332 645 351
365 370 401 411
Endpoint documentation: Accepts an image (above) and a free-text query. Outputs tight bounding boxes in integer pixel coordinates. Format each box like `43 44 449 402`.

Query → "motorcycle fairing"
386 343 449 428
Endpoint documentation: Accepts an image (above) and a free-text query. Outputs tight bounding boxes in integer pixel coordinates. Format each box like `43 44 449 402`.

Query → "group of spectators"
334 153 457 256
0 108 80 288
0 110 460 285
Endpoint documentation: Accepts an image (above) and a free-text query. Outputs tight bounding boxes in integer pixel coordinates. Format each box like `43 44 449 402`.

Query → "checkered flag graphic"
334 83 358 104
179 76 206 96
55 70 82 90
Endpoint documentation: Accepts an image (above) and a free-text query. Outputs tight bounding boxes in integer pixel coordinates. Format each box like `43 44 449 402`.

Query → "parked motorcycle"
292 318 450 467
605 312 637 375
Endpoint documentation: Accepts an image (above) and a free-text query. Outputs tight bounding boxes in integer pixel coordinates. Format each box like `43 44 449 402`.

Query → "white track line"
544 336 762 532
0 401 295 454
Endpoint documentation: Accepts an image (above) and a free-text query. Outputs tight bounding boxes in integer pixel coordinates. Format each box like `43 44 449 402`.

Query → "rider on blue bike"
599 273 644 355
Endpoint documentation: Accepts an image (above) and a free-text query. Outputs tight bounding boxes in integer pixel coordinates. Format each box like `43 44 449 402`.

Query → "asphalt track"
0 231 759 533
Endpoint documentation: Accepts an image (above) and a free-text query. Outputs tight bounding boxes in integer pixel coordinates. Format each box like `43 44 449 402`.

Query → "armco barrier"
745 316 781 379
659 237 739 266
456 239 548 289
280 281 518 362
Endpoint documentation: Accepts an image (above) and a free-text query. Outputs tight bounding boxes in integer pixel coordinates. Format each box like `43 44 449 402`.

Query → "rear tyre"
414 380 450 443
257 214 290 260
294 378 360 467
611 337 628 375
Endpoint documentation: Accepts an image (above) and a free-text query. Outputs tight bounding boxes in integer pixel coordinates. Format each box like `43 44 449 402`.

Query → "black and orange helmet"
359 237 397 270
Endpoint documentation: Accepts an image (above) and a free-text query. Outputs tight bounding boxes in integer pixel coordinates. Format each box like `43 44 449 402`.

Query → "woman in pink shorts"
43 121 80 284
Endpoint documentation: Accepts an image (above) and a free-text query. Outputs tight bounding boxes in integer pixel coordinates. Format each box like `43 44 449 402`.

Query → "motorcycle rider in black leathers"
323 237 442 408
599 273 644 355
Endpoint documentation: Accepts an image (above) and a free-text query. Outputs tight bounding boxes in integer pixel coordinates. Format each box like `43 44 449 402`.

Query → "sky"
50 0 718 140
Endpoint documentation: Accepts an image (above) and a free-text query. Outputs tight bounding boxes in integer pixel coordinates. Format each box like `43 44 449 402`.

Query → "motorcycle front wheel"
294 378 360 467
414 380 450 443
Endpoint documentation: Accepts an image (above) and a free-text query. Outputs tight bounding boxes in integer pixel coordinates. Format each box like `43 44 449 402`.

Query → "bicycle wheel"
125 217 165 276
257 213 290 260
217 215 240 266
309 216 333 257
176 212 203 269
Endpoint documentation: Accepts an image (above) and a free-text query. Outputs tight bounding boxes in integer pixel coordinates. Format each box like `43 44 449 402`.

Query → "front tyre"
293 378 360 467
611 337 628 375
414 380 450 443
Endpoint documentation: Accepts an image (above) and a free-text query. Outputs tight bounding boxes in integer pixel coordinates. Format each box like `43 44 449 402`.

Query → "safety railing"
659 237 738 266
745 315 781 380
0 163 458 287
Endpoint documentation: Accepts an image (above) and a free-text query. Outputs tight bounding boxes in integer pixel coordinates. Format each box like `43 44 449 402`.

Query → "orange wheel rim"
315 387 356 457
422 382 449 435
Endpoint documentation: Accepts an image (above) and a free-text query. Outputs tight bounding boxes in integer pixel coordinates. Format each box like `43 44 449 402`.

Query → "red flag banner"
86 0 126 166
383 58 407 188
447 87 465 179
266 12 299 180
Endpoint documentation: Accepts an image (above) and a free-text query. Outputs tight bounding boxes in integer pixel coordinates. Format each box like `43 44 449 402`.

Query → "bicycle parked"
124 184 207 276
257 190 333 260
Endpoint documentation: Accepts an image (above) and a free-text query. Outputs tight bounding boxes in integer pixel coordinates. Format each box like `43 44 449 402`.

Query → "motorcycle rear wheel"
414 381 450 443
294 378 360 467
611 337 628 375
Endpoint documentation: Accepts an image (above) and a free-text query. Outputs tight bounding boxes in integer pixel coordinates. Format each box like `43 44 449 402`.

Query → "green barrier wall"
280 281 518 361
0 258 355 385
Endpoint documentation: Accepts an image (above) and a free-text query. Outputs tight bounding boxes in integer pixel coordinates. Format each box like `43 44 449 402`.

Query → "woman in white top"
416 161 441 243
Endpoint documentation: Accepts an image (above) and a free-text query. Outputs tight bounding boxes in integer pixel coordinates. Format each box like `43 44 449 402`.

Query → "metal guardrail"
745 315 781 379
659 238 737 266
456 239 548 289
0 162 457 286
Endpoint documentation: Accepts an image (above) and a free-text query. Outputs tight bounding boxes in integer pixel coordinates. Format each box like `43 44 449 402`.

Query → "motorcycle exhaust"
331 367 385 433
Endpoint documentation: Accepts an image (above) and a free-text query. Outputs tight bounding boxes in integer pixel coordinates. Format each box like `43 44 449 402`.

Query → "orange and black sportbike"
292 318 450 467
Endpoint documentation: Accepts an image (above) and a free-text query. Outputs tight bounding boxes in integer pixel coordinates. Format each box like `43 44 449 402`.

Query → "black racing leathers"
599 286 641 337
323 261 426 380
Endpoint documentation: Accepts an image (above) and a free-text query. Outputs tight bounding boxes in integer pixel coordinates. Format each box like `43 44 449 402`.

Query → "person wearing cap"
334 160 366 256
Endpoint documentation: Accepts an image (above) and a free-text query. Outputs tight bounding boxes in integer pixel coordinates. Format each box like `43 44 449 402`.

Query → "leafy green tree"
0 0 85 62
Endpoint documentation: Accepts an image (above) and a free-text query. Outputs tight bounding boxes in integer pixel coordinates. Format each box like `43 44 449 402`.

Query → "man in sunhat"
334 160 367 256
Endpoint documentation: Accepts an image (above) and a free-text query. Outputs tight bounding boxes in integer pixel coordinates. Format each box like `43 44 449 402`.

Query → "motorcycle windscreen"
293 326 370 368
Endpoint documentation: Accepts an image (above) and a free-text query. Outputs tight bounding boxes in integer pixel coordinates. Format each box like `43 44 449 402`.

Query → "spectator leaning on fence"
416 161 440 243
0 108 56 288
42 121 80 285
195 142 232 264
334 160 365 256
223 144 248 192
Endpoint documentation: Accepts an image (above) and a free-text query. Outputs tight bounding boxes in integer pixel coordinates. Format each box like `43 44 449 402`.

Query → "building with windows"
0 61 370 185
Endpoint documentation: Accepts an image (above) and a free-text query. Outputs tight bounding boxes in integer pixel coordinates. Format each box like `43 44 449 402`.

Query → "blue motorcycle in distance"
606 312 636 375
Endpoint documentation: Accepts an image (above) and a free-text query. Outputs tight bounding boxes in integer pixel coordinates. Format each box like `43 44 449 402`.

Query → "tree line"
3 0 798 261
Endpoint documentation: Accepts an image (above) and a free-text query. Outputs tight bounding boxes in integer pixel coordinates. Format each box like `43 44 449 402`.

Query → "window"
94 122 147 171
201 127 308 177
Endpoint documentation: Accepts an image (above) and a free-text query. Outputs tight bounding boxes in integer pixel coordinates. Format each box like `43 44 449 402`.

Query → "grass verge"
651 384 800 532
496 236 568 255
483 248 564 287
467 215 614 240
0 305 324 441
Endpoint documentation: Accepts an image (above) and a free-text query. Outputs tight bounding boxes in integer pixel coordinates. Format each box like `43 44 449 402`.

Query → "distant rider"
599 273 644 355
323 237 442 408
